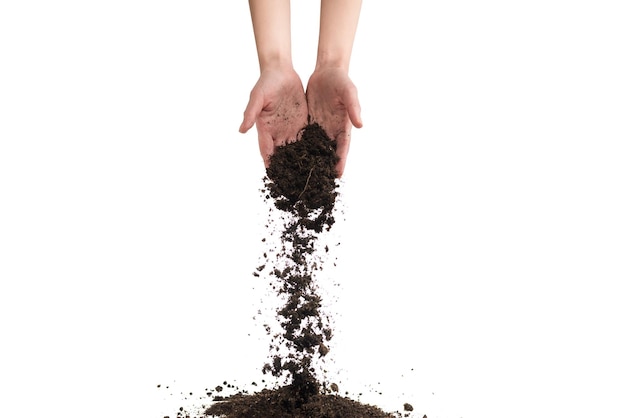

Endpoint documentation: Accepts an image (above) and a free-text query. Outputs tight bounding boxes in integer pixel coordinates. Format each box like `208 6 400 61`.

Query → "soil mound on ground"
205 386 399 418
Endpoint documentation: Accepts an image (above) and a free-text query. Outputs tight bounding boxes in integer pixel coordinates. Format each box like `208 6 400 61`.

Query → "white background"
1 1 625 418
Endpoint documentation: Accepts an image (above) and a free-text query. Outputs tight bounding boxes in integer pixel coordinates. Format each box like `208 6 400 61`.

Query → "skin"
240 0 362 177
239 0 308 168
306 0 363 177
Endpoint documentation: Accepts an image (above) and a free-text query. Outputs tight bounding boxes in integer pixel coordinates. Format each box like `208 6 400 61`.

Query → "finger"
342 83 363 128
335 150 348 178
239 90 264 133
335 158 347 178
348 102 363 129
334 128 351 178
257 128 274 168
344 85 363 129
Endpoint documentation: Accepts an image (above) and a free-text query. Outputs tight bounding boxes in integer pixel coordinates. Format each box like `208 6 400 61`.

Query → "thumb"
345 86 363 129
348 101 363 129
239 90 264 133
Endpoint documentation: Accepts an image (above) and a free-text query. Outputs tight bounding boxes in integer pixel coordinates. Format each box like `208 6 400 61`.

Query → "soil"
204 386 404 418
165 124 417 418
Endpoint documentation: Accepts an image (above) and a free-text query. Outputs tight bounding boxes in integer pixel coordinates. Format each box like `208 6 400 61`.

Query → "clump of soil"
201 123 415 418
265 122 339 233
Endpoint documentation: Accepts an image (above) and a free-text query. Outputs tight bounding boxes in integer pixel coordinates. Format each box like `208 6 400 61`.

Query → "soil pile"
205 386 403 418
201 124 415 418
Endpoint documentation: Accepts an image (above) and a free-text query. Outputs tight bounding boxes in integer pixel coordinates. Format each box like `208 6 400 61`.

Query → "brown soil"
188 123 416 418
205 386 402 418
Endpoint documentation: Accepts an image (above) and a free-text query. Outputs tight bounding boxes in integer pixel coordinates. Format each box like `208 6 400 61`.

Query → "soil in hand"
265 122 340 233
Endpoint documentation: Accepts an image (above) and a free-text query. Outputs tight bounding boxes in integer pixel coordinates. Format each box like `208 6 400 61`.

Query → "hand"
240 68 308 168
306 67 362 177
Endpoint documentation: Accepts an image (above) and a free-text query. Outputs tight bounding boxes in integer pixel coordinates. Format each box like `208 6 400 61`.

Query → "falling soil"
197 123 415 418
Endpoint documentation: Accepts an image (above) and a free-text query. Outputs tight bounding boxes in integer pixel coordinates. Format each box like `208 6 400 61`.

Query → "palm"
240 69 308 167
306 68 362 176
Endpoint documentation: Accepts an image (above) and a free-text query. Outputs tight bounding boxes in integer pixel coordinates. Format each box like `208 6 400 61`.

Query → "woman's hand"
306 67 362 177
240 68 308 168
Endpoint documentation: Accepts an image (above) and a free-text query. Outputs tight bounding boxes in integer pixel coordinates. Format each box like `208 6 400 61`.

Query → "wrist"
315 50 350 72
258 54 294 73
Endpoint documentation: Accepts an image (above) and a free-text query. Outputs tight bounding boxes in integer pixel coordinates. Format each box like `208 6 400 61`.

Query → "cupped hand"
239 68 308 168
306 68 362 177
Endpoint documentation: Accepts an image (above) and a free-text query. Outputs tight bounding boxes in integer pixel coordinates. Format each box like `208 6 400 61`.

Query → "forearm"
316 0 362 71
248 0 293 71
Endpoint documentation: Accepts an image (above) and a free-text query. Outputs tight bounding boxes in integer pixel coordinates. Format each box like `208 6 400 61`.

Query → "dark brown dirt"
257 123 339 393
199 123 416 418
205 386 399 418
264 122 339 233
